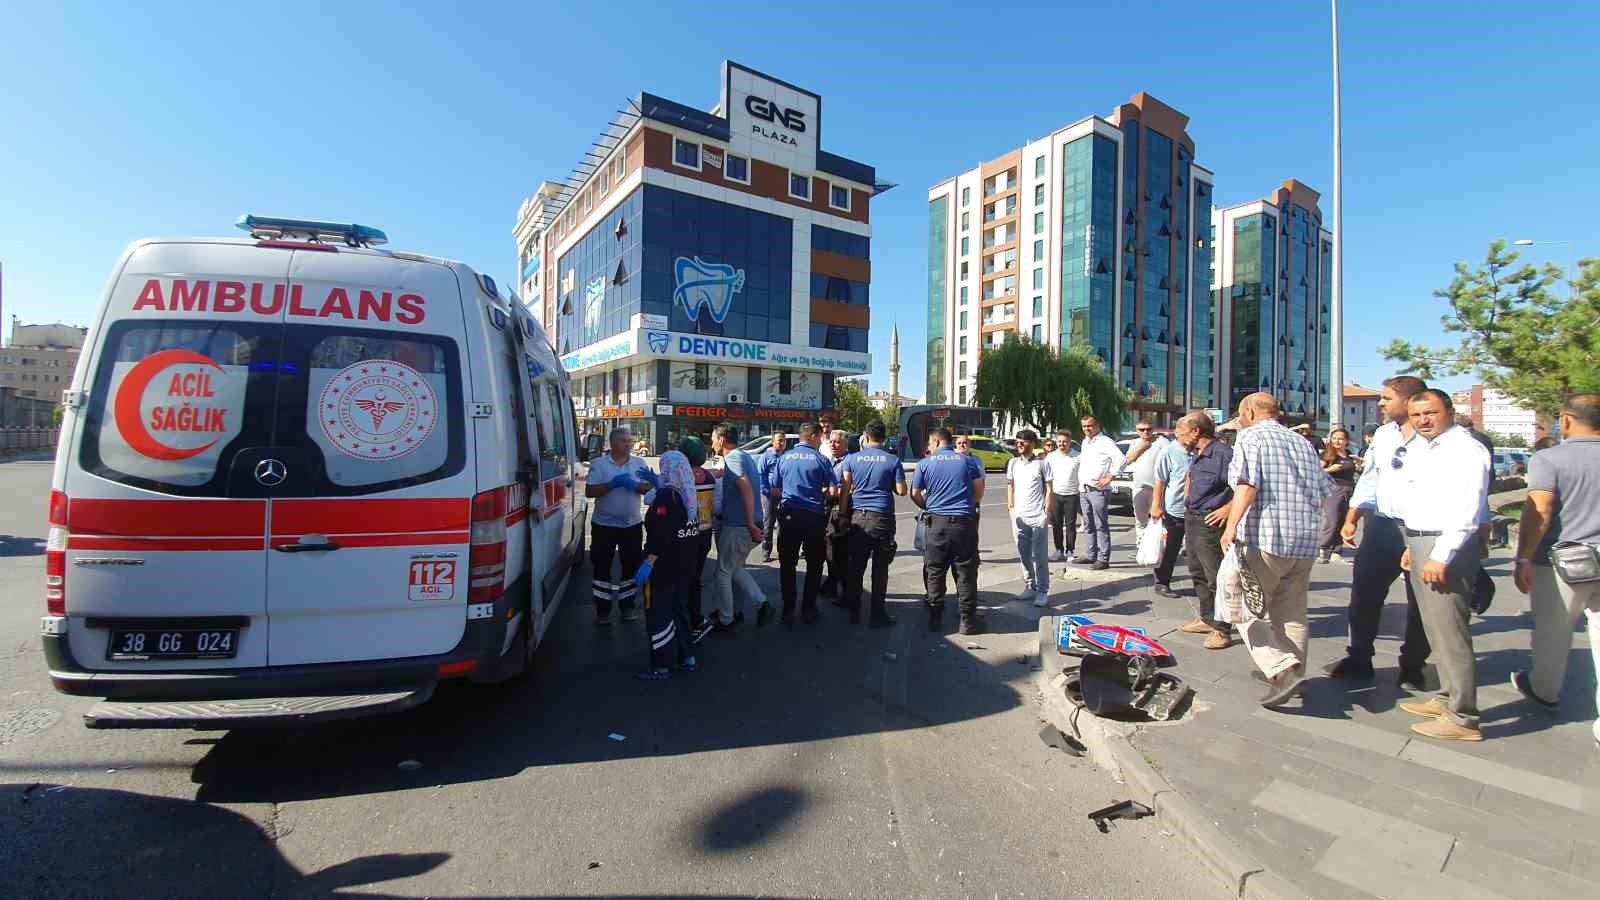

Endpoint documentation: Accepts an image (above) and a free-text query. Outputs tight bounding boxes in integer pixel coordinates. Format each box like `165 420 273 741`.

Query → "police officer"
911 427 986 634
757 431 787 561
840 421 907 628
822 428 851 601
770 423 838 625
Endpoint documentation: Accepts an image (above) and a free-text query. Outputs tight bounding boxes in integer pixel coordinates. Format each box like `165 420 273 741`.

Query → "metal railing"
0 428 60 452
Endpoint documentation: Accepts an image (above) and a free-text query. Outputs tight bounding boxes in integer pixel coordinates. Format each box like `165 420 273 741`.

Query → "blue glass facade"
927 196 948 404
1059 135 1116 369
1190 181 1215 408
1226 203 1329 424
555 185 795 356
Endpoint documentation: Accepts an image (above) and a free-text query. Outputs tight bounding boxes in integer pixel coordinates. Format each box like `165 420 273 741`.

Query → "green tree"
879 403 901 436
1381 241 1600 419
972 334 1130 438
832 379 878 432
1484 430 1527 449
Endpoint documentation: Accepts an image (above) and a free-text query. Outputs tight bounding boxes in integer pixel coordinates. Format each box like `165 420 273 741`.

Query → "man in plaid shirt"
1221 393 1335 707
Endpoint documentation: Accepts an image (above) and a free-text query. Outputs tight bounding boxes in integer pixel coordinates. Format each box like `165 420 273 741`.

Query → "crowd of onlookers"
585 384 1600 750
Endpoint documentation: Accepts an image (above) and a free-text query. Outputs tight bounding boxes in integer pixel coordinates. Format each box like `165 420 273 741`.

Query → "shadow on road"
0 782 448 898
175 565 1041 808
0 535 44 558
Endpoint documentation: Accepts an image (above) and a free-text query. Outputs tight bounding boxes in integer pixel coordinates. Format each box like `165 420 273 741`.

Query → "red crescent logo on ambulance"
113 350 227 461
319 359 437 460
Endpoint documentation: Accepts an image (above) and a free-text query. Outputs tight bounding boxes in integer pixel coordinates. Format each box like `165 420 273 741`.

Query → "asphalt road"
0 453 1219 899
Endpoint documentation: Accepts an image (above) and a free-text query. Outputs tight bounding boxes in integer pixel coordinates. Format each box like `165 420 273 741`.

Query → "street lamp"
1512 239 1576 300
1329 0 1345 429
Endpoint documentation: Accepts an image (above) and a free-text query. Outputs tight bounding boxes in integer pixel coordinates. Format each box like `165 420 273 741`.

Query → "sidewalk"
1028 535 1600 899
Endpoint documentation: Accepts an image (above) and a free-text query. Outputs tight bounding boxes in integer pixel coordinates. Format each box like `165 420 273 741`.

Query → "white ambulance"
42 216 588 729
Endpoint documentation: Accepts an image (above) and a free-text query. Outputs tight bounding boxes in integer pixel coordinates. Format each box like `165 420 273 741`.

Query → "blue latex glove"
608 472 639 492
636 467 661 488
634 559 654 589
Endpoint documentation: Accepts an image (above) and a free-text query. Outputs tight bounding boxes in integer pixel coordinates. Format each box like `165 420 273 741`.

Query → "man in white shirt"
1396 389 1491 742
1123 420 1170 548
1045 431 1080 562
1324 376 1432 688
1076 415 1125 570
1007 430 1054 606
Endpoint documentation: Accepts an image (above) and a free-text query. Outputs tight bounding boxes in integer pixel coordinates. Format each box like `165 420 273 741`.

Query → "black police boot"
959 614 987 636
868 606 896 629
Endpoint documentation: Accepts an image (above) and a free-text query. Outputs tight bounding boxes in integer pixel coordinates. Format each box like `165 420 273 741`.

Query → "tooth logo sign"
645 331 670 353
673 257 744 324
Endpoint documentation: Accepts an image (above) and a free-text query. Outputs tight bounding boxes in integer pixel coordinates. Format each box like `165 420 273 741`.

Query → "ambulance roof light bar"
235 214 388 248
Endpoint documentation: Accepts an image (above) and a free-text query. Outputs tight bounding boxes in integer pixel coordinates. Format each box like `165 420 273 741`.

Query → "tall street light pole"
1329 0 1345 429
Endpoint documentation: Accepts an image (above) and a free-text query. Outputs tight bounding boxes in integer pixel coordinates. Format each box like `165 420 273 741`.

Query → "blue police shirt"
773 443 836 515
758 448 783 499
913 448 985 517
841 446 905 514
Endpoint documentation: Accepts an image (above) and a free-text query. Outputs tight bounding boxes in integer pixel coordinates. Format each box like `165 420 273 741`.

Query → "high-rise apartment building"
927 93 1215 419
513 62 883 448
1210 179 1334 427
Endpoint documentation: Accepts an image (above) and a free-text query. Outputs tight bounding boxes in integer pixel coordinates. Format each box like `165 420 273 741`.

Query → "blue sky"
2 1 1596 401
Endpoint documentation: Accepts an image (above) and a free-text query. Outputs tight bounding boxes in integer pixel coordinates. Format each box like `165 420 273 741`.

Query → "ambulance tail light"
46 490 68 615
469 488 508 602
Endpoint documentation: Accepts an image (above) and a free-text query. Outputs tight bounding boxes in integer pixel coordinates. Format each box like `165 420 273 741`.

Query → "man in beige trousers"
1220 394 1334 708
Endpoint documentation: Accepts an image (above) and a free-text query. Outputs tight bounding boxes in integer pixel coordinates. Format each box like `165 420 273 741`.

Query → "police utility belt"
1551 542 1600 585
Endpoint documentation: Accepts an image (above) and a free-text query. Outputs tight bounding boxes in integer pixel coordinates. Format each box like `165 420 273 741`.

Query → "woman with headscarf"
634 450 698 680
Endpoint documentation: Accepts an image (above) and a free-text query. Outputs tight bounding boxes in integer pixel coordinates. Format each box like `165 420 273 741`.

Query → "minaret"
888 324 901 404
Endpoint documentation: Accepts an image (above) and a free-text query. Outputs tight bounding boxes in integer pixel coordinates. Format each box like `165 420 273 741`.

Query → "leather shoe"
1400 698 1450 719
1322 656 1376 680
959 616 987 636
1153 584 1179 600
1259 670 1306 708
1092 561 1110 571
1203 630 1233 650
1397 668 1427 692
1410 717 1482 742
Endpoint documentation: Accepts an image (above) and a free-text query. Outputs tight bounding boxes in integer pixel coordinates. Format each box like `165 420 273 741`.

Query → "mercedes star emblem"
254 458 287 487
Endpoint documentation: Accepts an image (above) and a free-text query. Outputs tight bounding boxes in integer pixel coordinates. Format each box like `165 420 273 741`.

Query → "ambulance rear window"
79 322 276 495
282 326 464 494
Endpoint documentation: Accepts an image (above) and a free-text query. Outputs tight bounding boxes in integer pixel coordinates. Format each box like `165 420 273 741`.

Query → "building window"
1034 183 1044 205
961 211 970 231
1032 323 1042 342
1032 295 1042 318
829 183 851 211
1033 211 1045 234
725 153 750 184
612 155 625 181
958 385 967 404
960 236 969 256
961 186 971 206
959 311 968 330
959 286 968 305
673 139 700 171
1035 156 1046 178
788 172 812 201
959 361 968 379
1032 268 1043 290
959 336 968 354
1033 239 1043 262
959 261 968 279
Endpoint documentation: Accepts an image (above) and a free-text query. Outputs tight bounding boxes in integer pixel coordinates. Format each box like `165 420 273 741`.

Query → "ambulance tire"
508 589 543 685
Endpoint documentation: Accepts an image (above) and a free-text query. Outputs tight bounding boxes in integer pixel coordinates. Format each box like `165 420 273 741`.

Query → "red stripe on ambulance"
269 498 469 538
68 498 266 537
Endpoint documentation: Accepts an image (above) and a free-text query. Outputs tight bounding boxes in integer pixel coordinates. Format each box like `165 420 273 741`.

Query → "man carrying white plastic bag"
1136 519 1167 566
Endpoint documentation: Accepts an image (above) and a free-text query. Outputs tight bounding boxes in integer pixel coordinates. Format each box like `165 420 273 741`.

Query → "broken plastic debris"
607 733 626 742
882 651 898 662
587 861 602 870
398 759 422 771
965 642 984 650
1087 799 1153 832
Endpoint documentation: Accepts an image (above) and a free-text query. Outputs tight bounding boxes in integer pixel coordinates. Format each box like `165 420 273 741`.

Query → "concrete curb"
1033 618 1303 900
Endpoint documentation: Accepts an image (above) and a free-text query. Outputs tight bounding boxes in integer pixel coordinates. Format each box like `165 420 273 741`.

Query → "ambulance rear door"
63 241 286 671
260 250 473 666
